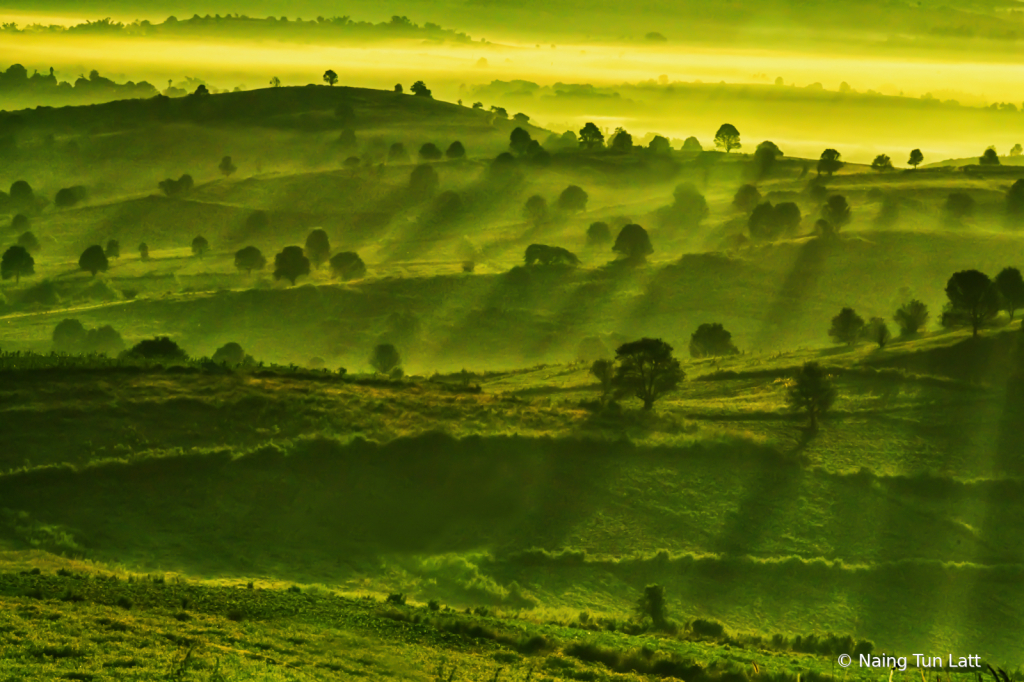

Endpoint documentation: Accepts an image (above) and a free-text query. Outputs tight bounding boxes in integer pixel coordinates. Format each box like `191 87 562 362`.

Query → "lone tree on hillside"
558 185 588 212
689 323 739 358
578 122 604 149
613 223 653 261
863 317 892 348
370 343 401 374
211 342 246 366
191 235 209 258
330 251 367 281
714 123 741 153
523 195 548 224
274 246 311 285
908 149 924 169
787 362 837 431
893 299 929 336
980 147 1000 165
394 83 403 93
234 245 266 275
1 245 34 284
139 242 150 261
995 267 1024 320
587 221 611 245
871 154 893 171
105 239 120 259
445 141 465 159
590 358 615 402
510 127 532 155
945 269 1000 337
613 338 685 410
410 81 431 97
79 245 108 276
822 195 851 229
304 229 331 268
270 76 281 87
323 69 338 86
418 143 443 161
218 155 237 176
17 231 39 254
829 307 866 346
817 148 844 176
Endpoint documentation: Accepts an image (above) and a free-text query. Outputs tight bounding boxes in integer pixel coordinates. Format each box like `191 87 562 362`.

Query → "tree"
388 142 410 163
558 185 588 212
218 155 236 176
17 231 39 254
590 359 615 402
139 242 150 261
323 69 338 86
234 246 266 275
1 245 34 284
410 81 431 97
1012 144 1023 157
817 148 844 176
610 128 633 152
513 112 530 124
822 195 851 229
748 202 779 240
753 141 782 178
944 192 974 221
86 325 125 356
191 235 209 258
269 76 281 87
128 336 188 360
10 180 33 208
613 224 653 261
659 183 709 229
647 135 671 154
105 239 120 258
445 141 465 159
863 317 892 348
54 186 86 208
908 149 924 169
1007 179 1024 218
829 307 865 346
53 319 87 353
329 251 366 281
418 142 442 161
980 147 1000 165
79 245 108 276
713 123 741 153
613 338 685 410
523 195 548 224
995 267 1024 320
490 106 508 119
304 228 331 268
394 83 403 93
578 122 604 149
689 323 739 358
682 136 702 152
775 202 802 234
11 214 29 232
894 299 929 336
524 244 579 266
587 221 611 245
471 101 482 109
871 154 893 171
945 270 999 337
273 246 310 285
409 164 439 197
212 342 246 366
370 343 401 374
787 362 837 431
510 127 532 155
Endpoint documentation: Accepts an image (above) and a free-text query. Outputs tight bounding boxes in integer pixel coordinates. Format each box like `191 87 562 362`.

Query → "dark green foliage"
388 142 409 163
586 222 611 245
894 299 929 335
590 359 615 401
418 142 442 161
733 184 761 212
682 136 702 152
558 185 588 212
714 123 741 152
386 593 406 605
510 127 532 155
787 361 837 430
829 307 865 346
874 195 900 227
54 185 87 208
996 267 1024 320
815 218 835 238
979 147 1000 165
78 245 108 276
11 213 29 232
323 69 338 86
613 224 653 261
17 231 39 254
524 244 579 266
488 152 517 179
234 246 266 275
748 202 778 240
53 319 87 353
614 338 685 409
409 163 439 197
343 156 361 168
689 323 739 358
304 229 331 268
158 174 193 197
610 127 633 152
817 148 843 176
410 80 431 97
647 135 671 154
578 122 604 149
908 148 924 168
139 242 149 261
218 155 236 176
489 105 508 119
775 202 802 232
10 180 33 208
211 342 245 366
128 336 188 360
513 112 530 124
1007 179 1024 218
370 343 401 374
86 325 125 355
689 618 725 638
523 195 547 224
945 192 975 220
104 239 120 259
330 251 366 281
752 140 782 177
635 584 670 630
822 195 851 229
945 269 1000 336
191 235 209 257
658 182 709 229
863 317 892 348
428 600 440 611
870 154 893 171
445 141 465 159
273 246 310 285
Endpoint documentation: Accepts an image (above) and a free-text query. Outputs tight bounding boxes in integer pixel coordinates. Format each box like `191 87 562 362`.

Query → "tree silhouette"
409 164 439 197
775 202 802 233
863 317 892 348
753 140 782 178
330 251 366 281
1006 179 1024 218
234 246 266 275
635 584 670 631
944 193 974 221
510 127 532 155
613 224 653 261
323 69 338 86
445 141 465 159
945 270 999 337
822 195 851 229
274 246 311 285
388 142 410 163
53 319 87 353
79 245 108 276
587 221 611 245
647 135 671 154
523 195 548 224
304 228 331 268
139 242 150 261
995 267 1024 320
1 245 34 284
1011 143 1023 157
682 136 702 152
11 214 29 232
817 148 844 176
418 142 442 161
829 307 865 346
980 148 1000 165
410 81 431 97
212 342 246 366
10 180 33 209
613 338 685 410
894 299 929 335
17 231 39 254
524 244 579 266
269 76 281 87
659 183 709 230
590 359 615 402
558 185 588 212
191 235 209 258
908 149 924 169
394 83 403 93
714 123 741 152
55 186 85 208
610 128 633 152
578 122 604 149
370 343 401 374
218 155 236 176
471 101 482 109
86 325 125 356
489 106 508 118
513 112 530 124
733 184 761 212
128 336 188 360
749 202 779 240
787 362 837 431
871 154 893 171
105 239 120 258
689 323 739 358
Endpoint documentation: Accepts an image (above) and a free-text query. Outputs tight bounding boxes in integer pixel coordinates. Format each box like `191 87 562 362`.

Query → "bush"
370 343 401 374
689 618 725 638
127 336 188 361
211 342 245 366
586 222 611 245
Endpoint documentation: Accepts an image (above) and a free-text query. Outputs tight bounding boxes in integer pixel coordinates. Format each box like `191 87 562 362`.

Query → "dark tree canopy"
613 338 685 410
610 128 633 152
17 231 39 254
908 149 924 168
105 239 120 259
945 270 999 337
590 358 615 401
55 185 87 208
524 243 580 266
587 221 611 245
558 185 588 212
578 122 604 149
11 213 29 232
388 142 410 163
510 127 532 155
212 342 246 366
817 148 844 176
158 174 194 197
822 195 851 229
10 180 33 207
894 299 929 335
613 224 653 260
191 235 209 257
979 147 1000 165
523 195 548 224
871 154 893 171
1007 179 1024 218
274 246 311 285
714 123 741 152
660 183 709 229
409 163 439 197
647 135 671 154
234 246 266 274
79 245 108 276
995 267 1024 320
682 136 702 152
330 251 367 281
304 228 331 268
864 317 892 348
370 343 401 374
410 80 431 97
53 319 87 353
1 245 34 284
87 325 125 356
787 362 837 430
753 140 783 178
829 307 865 346
139 242 150 261
945 192 975 221
418 142 443 161
128 336 188 360
323 69 338 86
218 155 237 176
689 323 739 358
445 141 466 159
513 112 530 124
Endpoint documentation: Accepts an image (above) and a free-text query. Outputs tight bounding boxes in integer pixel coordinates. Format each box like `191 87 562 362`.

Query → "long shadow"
751 237 834 351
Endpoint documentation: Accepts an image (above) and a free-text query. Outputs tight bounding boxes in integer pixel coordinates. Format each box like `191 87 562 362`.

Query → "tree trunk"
643 399 654 410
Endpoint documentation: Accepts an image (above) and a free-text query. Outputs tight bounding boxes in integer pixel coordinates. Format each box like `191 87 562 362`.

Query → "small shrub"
386 593 407 605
